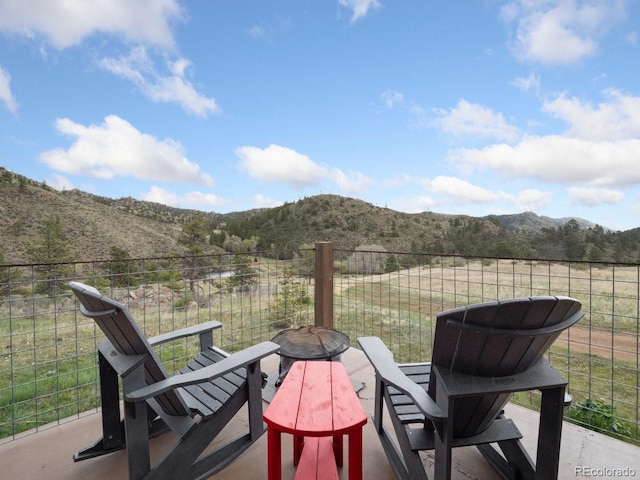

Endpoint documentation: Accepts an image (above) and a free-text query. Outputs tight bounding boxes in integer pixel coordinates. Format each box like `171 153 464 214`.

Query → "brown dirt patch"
558 327 639 363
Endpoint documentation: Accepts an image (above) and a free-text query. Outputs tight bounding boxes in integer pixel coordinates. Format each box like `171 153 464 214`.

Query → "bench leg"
348 428 363 480
332 433 343 467
267 427 282 480
294 434 304 466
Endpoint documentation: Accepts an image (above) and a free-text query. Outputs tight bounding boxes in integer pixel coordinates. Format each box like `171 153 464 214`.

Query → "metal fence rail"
1 248 638 446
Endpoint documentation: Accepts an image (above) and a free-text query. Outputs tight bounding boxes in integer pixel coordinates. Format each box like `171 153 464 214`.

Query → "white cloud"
392 195 436 213
182 191 229 208
40 115 213 186
381 89 404 109
501 0 627 65
338 0 382 23
143 186 229 209
378 89 429 129
451 89 640 188
235 144 372 194
47 173 74 191
169 57 190 77
451 136 640 187
568 187 624 207
247 25 269 41
0 0 183 49
1 2 217 116
543 89 640 141
433 99 520 142
143 186 180 206
331 169 373 194
0 66 18 113
383 173 416 188
408 105 429 129
410 195 436 211
253 194 283 208
420 176 501 204
502 189 552 211
628 200 640 221
99 47 221 117
236 144 328 188
410 176 551 212
246 17 291 42
512 72 541 93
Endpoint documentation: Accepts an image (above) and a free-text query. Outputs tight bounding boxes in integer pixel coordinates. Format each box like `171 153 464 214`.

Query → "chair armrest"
357 336 447 422
431 358 567 398
125 341 280 402
148 321 222 346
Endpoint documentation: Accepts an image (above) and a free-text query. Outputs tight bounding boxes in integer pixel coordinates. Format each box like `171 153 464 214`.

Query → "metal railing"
331 249 640 445
0 246 638 446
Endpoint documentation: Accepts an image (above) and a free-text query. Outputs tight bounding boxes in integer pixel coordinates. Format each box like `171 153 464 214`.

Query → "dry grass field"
331 257 639 444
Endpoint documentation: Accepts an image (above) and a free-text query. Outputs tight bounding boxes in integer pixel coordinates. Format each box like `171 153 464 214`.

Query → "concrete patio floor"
1 348 638 479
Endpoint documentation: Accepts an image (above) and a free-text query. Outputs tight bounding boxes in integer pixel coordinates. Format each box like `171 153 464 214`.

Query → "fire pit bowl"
271 326 350 386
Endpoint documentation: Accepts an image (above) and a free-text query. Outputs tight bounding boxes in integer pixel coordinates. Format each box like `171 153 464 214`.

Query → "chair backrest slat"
428 295 583 437
70 282 189 416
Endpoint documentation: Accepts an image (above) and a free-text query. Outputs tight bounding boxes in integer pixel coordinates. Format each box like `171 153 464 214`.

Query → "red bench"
294 436 339 480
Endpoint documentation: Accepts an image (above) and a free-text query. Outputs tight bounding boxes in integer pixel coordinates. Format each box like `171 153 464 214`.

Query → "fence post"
314 241 334 328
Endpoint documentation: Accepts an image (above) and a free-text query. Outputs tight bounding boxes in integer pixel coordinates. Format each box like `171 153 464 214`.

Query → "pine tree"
26 217 74 295
179 213 210 291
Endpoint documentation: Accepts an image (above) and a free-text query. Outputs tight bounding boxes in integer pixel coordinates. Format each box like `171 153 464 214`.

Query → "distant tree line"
4 193 640 298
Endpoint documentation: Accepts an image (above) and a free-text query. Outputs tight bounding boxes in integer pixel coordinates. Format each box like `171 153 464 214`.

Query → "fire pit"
271 325 350 386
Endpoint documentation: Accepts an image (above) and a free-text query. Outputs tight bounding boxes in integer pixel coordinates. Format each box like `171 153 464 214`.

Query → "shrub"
568 398 633 438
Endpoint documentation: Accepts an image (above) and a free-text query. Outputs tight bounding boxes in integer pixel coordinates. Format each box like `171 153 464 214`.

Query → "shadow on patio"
1 348 638 480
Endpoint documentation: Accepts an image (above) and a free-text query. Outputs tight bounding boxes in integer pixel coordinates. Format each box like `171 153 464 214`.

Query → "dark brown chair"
358 296 583 480
69 281 279 480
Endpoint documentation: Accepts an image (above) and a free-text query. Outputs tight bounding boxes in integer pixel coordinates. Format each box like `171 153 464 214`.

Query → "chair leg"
494 440 534 480
535 387 565 480
477 443 520 480
122 367 151 480
371 375 411 479
379 381 429 480
147 377 267 480
432 378 453 480
478 413 534 480
246 361 265 441
74 351 126 461
98 350 126 450
432 420 452 480
489 387 565 480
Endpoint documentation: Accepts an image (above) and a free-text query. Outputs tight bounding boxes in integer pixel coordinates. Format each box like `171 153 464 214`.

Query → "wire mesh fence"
1 247 639 446
0 252 312 442
332 249 640 445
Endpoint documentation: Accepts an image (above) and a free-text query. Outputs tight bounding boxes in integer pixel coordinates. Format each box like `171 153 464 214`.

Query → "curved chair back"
429 296 583 437
70 282 189 416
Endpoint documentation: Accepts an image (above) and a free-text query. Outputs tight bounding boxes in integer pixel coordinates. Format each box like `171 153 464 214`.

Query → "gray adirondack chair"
69 281 279 480
358 296 584 480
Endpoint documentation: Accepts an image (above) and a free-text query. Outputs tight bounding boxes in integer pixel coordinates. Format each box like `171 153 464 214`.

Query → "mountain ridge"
1 166 636 264
484 211 602 233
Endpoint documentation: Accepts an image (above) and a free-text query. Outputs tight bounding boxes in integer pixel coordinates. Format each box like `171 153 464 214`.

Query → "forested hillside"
224 194 639 262
2 167 640 264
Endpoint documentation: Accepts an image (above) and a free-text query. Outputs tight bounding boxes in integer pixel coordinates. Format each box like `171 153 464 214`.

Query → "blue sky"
1 1 639 231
